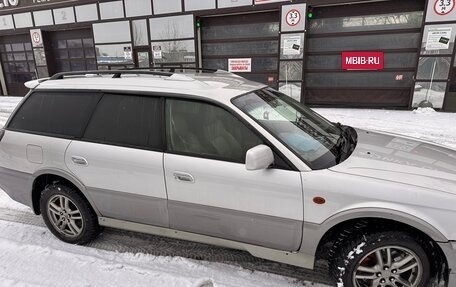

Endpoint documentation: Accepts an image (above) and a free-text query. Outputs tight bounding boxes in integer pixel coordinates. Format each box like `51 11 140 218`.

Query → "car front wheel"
332 231 431 287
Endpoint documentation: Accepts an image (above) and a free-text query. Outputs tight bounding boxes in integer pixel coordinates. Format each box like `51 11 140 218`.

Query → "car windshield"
232 88 345 170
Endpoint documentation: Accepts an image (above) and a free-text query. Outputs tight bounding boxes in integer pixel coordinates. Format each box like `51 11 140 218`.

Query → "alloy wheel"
47 194 84 238
352 245 423 287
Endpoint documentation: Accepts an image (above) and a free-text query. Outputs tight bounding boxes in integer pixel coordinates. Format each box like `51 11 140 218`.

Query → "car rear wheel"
40 183 100 244
331 231 431 287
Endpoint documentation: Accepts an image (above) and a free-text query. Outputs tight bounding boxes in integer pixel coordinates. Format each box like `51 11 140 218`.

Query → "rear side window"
8 91 101 138
83 94 162 150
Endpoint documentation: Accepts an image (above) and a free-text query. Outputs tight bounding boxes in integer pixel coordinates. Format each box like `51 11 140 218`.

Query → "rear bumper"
0 166 33 208
438 241 456 287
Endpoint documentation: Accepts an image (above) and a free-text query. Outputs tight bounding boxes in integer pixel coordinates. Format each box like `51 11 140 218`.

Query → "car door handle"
71 156 88 166
173 172 194 183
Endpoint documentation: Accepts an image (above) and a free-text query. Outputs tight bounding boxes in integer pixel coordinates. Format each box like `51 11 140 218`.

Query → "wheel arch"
302 208 449 283
30 169 100 216
302 208 448 258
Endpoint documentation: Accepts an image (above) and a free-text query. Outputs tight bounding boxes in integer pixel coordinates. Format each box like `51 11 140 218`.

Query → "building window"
149 15 194 41
95 44 134 65
99 1 124 20
218 0 252 8
13 13 33 29
53 7 75 25
125 0 152 18
76 4 98 23
184 0 215 11
0 15 14 30
93 21 131 44
150 15 195 67
132 20 149 46
153 0 182 15
33 10 53 26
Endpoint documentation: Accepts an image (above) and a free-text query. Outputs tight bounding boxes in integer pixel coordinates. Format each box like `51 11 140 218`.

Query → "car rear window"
8 91 102 138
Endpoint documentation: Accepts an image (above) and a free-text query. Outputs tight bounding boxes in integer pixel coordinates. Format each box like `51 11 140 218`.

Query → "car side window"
83 94 162 150
166 99 263 163
8 91 101 138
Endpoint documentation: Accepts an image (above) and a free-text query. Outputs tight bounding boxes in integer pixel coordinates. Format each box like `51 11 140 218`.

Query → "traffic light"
307 6 314 19
196 17 201 28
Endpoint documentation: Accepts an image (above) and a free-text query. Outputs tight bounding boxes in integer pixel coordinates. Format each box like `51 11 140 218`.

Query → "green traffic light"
307 12 313 19
196 21 201 28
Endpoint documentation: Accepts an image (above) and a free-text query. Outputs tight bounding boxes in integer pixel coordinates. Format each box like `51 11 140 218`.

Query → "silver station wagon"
0 69 455 287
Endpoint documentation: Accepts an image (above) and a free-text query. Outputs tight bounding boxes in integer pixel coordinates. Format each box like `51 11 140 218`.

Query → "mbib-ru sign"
342 51 384 70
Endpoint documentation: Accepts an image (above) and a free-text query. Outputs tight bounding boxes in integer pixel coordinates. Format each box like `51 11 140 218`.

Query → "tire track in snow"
0 207 332 286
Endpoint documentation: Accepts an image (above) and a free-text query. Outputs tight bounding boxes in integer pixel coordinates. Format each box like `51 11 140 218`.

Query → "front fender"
300 206 449 258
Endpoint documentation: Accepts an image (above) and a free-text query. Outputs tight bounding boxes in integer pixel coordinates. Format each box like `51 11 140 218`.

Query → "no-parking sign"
30 29 43 48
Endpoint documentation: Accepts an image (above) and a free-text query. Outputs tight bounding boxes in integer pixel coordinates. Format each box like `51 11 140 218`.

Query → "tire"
330 231 431 287
40 183 100 244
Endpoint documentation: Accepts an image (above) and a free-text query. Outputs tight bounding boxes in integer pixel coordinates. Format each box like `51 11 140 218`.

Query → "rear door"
163 98 303 251
65 93 168 227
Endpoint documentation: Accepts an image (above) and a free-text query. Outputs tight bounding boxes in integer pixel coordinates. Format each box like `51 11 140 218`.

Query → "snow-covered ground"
0 96 455 287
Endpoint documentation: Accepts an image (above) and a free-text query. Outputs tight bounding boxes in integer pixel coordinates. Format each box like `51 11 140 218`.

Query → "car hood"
329 129 456 195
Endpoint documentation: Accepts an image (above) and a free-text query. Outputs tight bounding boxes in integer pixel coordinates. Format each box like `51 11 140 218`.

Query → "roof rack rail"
49 70 173 80
121 67 218 73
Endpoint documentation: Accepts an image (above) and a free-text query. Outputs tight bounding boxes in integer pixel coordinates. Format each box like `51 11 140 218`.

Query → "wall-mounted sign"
434 0 455 15
124 46 132 60
341 52 384 70
281 3 306 32
152 45 162 59
283 35 301 55
0 0 18 9
228 58 251 73
0 0 76 11
425 27 452 50
426 0 456 22
30 28 43 48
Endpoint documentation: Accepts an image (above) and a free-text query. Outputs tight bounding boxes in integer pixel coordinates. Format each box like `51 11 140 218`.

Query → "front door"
47 29 96 74
163 98 303 251
134 48 151 68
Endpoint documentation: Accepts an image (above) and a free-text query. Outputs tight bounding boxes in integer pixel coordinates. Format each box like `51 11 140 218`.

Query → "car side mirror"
245 145 274 171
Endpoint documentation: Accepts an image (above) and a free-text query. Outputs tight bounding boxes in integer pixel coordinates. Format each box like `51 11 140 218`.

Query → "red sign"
341 51 384 70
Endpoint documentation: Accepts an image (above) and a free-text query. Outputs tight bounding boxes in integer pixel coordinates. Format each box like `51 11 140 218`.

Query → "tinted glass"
149 15 194 41
306 72 414 88
84 94 162 150
308 33 420 52
8 92 101 137
309 11 423 34
151 40 195 64
416 57 452 80
202 22 279 40
203 40 278 56
166 99 262 163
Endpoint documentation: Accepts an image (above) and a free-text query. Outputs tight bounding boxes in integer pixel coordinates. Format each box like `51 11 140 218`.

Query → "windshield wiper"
333 123 358 164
